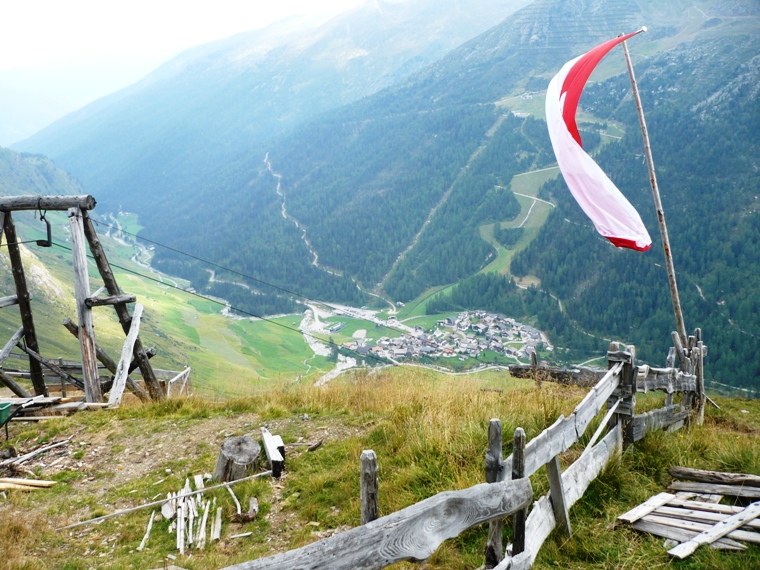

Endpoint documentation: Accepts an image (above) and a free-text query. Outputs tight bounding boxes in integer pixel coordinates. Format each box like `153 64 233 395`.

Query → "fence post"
608 343 636 448
485 419 503 568
511 427 527 556
360 450 379 525
546 455 572 538
695 339 705 425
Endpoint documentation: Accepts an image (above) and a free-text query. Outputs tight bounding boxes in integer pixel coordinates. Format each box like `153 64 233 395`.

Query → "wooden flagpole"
621 31 688 347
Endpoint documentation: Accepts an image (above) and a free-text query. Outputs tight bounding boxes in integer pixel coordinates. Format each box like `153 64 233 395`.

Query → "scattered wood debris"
619 467 760 559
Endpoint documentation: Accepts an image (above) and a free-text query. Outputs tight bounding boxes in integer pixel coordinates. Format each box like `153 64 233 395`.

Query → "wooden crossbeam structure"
0 194 163 404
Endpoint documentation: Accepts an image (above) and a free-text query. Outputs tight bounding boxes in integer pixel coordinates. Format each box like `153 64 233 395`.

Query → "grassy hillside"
0 209 332 396
0 367 757 569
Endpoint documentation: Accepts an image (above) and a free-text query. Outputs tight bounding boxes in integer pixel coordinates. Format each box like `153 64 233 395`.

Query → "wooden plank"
618 492 675 523
511 427 527 556
485 418 504 569
107 304 144 406
62 317 149 402
654 511 760 545
136 511 156 551
636 367 696 394
632 405 690 442
212 506 223 541
669 481 760 499
523 414 576 476
631 519 745 550
85 294 136 308
219 478 533 570
261 427 284 478
546 455 571 537
3 212 46 396
69 207 101 403
654 505 760 531
360 450 379 525
81 210 163 401
664 501 760 558
0 295 18 309
0 195 96 211
669 497 750 515
669 467 760 488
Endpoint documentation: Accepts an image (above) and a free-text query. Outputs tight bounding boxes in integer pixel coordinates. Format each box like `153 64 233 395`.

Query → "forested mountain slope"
13 0 531 217
150 0 647 299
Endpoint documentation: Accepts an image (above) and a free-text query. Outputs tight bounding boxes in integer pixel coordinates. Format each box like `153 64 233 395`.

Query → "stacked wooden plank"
618 467 760 559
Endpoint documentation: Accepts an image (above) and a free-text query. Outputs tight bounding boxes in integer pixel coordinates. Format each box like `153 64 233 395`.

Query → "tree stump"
214 436 260 482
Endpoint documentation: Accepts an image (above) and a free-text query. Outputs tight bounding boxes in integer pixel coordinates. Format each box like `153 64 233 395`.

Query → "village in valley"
335 310 553 366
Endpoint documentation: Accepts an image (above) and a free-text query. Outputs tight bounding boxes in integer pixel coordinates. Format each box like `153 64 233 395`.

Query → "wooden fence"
222 331 706 570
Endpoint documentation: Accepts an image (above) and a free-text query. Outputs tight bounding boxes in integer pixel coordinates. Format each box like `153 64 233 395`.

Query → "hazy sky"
0 0 364 145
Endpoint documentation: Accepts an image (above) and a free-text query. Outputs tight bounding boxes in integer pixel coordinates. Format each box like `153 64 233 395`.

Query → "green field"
0 211 333 397
318 316 404 345
479 167 559 285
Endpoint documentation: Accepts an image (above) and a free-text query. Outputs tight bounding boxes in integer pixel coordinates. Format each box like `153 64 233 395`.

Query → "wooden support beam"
85 294 136 308
2 212 46 396
0 370 31 398
80 210 163 401
107 304 144 406
484 418 503 569
546 455 572 537
128 347 156 374
0 327 31 397
61 318 149 402
360 450 379 525
15 344 85 391
0 195 96 211
0 327 25 366
69 207 101 402
511 427 527 556
0 295 18 309
260 427 284 478
220 478 533 570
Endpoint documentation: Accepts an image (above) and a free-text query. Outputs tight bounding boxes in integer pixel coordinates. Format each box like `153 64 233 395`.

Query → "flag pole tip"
640 26 648 33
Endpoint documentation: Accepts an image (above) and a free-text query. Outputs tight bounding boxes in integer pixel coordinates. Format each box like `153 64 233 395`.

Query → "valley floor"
1 367 758 569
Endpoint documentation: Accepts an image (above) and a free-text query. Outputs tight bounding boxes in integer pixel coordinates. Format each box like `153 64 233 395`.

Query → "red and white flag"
545 31 652 251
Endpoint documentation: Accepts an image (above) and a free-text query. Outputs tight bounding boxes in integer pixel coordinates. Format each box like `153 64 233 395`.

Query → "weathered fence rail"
225 330 706 570
220 478 533 570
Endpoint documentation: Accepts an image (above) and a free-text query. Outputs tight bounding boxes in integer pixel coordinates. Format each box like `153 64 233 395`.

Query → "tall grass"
1 367 757 569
